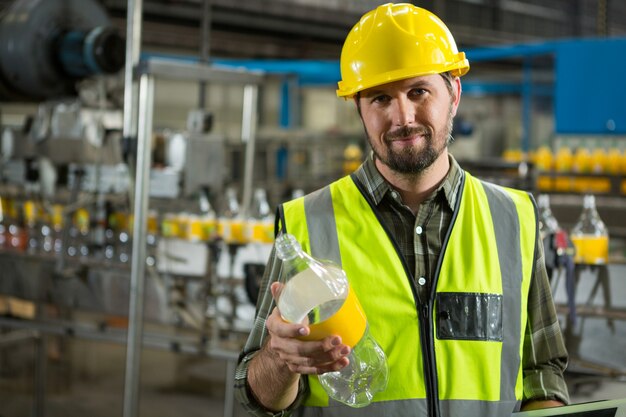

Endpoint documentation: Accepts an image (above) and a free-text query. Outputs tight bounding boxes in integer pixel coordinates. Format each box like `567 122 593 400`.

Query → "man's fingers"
267 331 351 375
266 307 309 338
287 356 350 375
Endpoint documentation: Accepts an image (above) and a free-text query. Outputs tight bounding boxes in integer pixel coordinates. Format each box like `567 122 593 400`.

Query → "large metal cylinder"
0 0 124 101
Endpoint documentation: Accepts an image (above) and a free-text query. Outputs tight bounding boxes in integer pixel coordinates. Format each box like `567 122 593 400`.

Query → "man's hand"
264 304 351 375
247 282 351 411
521 400 565 411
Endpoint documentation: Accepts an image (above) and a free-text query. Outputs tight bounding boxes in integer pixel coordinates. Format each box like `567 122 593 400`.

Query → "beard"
367 107 454 176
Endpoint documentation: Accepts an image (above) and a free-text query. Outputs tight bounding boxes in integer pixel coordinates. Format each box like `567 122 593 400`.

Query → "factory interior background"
0 0 625 416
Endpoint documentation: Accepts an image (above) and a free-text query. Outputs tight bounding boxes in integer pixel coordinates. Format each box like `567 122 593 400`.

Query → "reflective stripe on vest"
281 172 536 417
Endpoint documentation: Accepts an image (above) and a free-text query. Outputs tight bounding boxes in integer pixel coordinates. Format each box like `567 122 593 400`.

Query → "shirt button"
391 191 398 198
418 277 426 286
416 226 423 234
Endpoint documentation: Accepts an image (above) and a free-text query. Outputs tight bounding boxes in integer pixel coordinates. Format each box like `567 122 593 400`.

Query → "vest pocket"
435 293 502 341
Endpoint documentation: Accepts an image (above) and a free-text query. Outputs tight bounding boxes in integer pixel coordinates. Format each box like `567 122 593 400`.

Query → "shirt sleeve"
234 246 309 416
522 236 571 405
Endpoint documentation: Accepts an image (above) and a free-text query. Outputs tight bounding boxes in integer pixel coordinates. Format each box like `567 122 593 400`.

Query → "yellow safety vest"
280 171 537 417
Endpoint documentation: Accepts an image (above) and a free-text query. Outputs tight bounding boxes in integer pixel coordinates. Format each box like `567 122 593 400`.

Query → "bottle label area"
278 269 367 348
571 235 609 264
301 288 367 348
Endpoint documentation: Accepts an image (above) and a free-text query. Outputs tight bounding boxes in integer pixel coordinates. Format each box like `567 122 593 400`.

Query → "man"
235 3 569 416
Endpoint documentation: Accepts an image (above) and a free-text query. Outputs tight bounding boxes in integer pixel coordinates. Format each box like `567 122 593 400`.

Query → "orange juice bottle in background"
343 144 364 175
570 194 609 264
51 204 64 254
590 147 607 174
554 147 573 192
23 199 39 253
187 214 208 242
606 147 622 175
590 146 611 193
220 187 247 244
534 145 553 192
572 147 591 173
147 210 159 241
572 147 592 193
502 148 523 163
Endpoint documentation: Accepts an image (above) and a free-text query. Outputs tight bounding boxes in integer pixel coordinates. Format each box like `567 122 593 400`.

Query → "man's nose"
393 97 415 126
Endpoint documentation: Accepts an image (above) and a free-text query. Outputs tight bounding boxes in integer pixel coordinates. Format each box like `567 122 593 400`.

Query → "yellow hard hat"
337 3 470 98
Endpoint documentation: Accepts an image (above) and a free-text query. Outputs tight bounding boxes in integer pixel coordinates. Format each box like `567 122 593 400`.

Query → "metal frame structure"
124 56 263 417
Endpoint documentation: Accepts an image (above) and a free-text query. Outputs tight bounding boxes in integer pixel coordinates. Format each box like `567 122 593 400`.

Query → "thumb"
270 282 284 301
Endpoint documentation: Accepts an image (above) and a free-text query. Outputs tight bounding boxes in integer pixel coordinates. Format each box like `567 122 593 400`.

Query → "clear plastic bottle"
220 187 246 244
75 208 91 258
146 209 159 266
570 194 609 264
248 188 273 244
537 194 559 240
274 233 388 408
51 204 64 255
104 203 117 262
198 189 217 241
23 199 40 254
0 193 7 250
117 212 132 264
91 194 107 260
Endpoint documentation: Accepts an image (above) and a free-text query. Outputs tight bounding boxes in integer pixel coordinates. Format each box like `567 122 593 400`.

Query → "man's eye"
409 88 427 97
372 95 390 104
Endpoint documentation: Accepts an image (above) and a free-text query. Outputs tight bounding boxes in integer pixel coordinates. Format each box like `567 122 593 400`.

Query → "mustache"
384 126 430 142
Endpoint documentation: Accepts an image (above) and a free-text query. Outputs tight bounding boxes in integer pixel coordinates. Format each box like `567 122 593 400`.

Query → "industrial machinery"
0 1 265 406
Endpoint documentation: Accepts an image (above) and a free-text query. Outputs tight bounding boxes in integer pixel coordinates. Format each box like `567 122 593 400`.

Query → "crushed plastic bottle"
570 194 609 264
274 233 388 408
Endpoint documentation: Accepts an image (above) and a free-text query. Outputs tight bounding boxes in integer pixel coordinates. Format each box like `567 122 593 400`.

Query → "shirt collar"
353 151 464 211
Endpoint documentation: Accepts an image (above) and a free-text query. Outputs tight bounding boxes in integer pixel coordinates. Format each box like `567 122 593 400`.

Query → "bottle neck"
582 195 596 210
275 233 301 260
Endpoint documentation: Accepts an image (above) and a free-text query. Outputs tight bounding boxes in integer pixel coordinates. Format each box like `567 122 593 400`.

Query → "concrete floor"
0 336 250 417
1 322 624 417
1 264 625 417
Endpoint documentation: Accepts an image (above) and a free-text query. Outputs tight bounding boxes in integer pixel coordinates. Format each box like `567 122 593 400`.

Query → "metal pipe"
121 0 144 208
122 73 154 417
0 316 241 359
198 0 212 108
223 359 236 417
597 0 608 36
0 329 38 347
122 0 143 139
521 58 532 154
240 84 259 217
34 329 46 417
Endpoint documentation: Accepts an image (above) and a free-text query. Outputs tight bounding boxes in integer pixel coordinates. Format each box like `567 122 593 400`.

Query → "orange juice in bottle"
570 194 609 264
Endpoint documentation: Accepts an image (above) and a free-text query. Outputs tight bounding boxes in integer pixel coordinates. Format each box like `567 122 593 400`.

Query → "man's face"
358 74 460 176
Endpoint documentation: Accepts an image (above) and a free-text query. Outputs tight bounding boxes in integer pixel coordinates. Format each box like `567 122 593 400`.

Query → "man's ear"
451 77 462 117
353 94 362 117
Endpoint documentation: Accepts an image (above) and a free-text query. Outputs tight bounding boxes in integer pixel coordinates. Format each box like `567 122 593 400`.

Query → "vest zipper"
419 200 440 417
422 173 465 417
420 302 440 417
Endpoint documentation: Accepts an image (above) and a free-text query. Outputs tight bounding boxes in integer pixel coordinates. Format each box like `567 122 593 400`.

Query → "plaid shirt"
235 153 569 416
